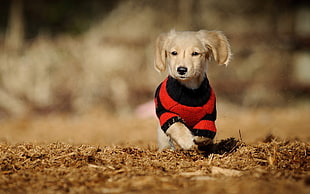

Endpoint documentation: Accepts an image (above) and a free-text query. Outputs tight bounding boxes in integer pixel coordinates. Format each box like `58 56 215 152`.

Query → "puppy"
154 30 231 150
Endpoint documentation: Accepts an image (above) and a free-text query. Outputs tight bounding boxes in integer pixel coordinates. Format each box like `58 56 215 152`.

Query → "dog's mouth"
171 71 195 81
176 75 189 80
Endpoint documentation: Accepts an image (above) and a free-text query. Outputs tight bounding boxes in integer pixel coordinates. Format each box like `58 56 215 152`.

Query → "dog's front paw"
176 134 195 150
166 122 194 150
194 136 213 146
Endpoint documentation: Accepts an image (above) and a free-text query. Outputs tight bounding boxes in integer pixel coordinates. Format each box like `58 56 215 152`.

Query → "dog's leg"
166 122 194 150
157 125 175 150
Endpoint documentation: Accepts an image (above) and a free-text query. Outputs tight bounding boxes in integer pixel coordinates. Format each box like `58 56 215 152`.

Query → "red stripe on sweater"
193 120 216 132
159 112 179 127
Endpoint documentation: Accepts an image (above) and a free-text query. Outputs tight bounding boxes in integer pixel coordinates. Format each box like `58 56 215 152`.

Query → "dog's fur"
154 30 231 150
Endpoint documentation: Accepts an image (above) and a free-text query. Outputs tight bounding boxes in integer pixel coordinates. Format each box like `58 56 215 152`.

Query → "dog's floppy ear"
154 31 173 72
197 30 231 66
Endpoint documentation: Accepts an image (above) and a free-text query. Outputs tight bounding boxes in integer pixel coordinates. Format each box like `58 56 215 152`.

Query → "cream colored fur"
155 30 231 150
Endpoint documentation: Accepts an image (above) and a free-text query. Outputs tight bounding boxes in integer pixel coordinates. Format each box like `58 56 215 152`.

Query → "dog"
154 30 231 150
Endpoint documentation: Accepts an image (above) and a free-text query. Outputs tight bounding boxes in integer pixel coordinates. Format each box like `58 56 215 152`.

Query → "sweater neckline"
166 76 212 107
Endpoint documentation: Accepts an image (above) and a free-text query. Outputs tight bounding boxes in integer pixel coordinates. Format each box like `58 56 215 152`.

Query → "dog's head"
154 30 231 83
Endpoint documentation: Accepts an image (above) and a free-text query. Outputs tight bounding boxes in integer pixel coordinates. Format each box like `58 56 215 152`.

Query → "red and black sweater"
154 76 217 139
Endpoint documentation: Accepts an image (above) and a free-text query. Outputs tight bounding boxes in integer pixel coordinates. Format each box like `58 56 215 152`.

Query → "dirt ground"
0 102 309 193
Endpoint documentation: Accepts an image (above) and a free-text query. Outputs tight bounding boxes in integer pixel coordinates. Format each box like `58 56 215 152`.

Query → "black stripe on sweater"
166 76 211 107
190 129 216 139
161 116 184 133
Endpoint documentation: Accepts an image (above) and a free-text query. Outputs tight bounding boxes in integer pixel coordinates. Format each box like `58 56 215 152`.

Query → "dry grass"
0 138 309 194
0 104 309 193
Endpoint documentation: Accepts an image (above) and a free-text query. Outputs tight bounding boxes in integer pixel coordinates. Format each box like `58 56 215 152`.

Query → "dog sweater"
154 76 217 139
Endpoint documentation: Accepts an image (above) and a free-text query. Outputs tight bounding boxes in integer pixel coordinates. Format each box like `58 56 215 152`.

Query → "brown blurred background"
0 0 310 145
0 0 309 117
0 0 309 145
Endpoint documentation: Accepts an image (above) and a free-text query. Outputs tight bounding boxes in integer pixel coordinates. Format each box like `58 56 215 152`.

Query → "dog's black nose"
177 67 187 75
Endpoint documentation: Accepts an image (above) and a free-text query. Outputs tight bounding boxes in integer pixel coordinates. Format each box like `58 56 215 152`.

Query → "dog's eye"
192 52 200 56
171 51 178 56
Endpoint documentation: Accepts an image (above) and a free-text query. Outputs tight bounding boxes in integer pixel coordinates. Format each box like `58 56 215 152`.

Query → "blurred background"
0 0 309 144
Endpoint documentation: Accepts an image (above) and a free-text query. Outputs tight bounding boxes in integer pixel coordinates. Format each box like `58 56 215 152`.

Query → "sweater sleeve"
154 84 184 133
191 106 217 139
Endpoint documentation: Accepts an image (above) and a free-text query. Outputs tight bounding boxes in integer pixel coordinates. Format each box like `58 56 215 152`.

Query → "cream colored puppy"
154 30 231 150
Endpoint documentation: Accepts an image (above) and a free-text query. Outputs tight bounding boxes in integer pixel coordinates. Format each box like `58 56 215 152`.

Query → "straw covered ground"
0 104 310 193
0 138 309 193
